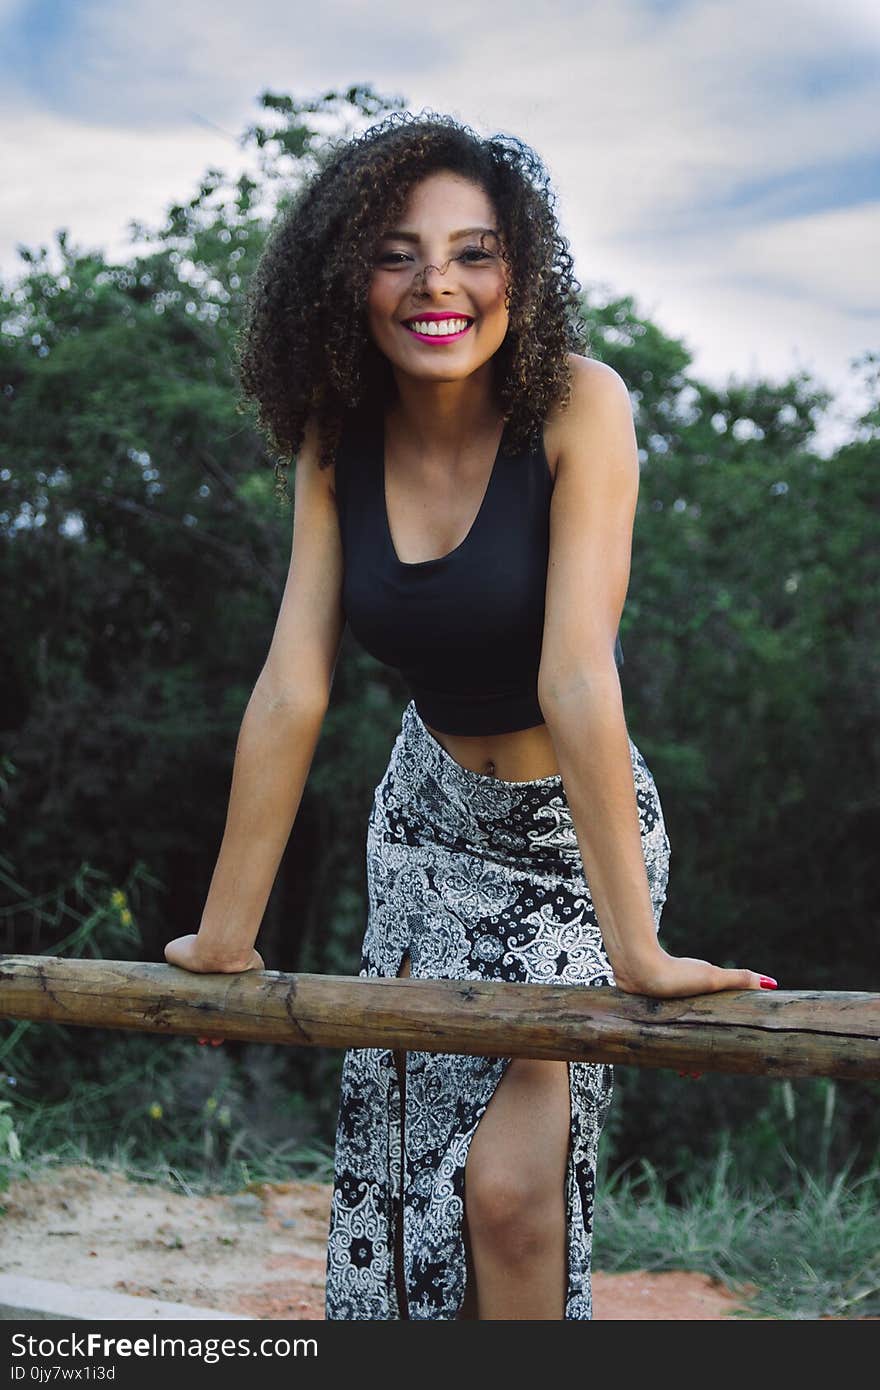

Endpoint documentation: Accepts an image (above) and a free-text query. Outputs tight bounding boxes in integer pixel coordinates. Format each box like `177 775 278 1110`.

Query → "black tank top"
334 402 624 736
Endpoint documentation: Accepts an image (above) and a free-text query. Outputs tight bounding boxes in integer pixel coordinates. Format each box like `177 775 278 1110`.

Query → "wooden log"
0 954 878 1079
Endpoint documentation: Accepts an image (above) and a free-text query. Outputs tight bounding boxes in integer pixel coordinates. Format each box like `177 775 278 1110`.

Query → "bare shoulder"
543 354 632 482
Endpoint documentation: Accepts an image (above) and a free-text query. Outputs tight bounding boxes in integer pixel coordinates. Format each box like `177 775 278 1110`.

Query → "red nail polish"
759 975 778 989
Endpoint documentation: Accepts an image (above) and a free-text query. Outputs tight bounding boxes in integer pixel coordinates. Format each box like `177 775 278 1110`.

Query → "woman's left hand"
616 946 780 1081
614 946 776 1001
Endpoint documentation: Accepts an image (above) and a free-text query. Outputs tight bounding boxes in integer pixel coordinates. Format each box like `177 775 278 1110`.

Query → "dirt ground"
0 1163 753 1320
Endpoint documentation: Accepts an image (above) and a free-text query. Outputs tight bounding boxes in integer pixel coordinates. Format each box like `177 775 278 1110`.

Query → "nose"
413 258 454 289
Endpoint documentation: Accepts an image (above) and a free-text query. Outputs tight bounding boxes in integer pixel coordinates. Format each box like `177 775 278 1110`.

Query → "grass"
0 1066 337 1202
593 1144 880 1320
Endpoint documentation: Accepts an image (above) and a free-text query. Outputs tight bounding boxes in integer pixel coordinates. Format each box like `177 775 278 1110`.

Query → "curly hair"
234 109 590 505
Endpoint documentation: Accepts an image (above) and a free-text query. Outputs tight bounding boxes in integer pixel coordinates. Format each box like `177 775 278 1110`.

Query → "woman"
165 112 776 1321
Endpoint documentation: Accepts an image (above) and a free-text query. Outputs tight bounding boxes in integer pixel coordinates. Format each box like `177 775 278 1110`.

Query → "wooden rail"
0 955 878 1079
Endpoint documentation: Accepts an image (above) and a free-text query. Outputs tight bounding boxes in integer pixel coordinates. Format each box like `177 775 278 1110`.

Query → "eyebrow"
380 225 498 242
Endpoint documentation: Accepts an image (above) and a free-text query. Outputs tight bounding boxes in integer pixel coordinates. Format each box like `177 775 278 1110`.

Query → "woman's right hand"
164 934 265 1046
164 933 265 976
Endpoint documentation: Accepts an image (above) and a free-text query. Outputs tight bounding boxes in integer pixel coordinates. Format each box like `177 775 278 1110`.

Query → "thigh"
465 1057 571 1218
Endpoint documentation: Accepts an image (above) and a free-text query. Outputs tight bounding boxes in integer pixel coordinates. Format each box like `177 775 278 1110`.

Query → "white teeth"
405 318 470 336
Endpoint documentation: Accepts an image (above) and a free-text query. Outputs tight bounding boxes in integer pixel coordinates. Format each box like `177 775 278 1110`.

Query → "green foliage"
1 88 878 1210
594 1144 880 1319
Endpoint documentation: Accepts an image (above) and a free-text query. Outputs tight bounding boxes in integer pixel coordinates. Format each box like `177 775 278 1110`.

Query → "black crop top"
333 402 624 736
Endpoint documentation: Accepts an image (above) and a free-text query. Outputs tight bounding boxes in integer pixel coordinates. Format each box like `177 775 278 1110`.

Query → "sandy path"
0 1163 751 1320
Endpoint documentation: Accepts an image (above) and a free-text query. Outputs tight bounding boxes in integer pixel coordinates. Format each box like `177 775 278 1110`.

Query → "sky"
2 0 878 455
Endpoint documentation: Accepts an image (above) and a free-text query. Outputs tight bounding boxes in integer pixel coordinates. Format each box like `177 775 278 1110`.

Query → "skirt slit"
324 699 672 1321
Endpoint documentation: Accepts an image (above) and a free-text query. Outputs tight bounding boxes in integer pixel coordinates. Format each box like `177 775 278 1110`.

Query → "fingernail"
759 976 778 989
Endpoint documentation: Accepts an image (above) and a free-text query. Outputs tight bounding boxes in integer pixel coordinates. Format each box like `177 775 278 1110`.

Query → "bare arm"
165 415 346 974
538 357 776 998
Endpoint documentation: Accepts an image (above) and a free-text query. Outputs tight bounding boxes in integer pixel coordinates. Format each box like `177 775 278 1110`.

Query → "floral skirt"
324 699 671 1320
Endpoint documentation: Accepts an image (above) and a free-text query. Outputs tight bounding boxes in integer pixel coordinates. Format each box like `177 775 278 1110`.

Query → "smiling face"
366 170 511 385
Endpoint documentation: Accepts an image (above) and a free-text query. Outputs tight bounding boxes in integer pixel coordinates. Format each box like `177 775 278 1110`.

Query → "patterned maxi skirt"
324 699 671 1320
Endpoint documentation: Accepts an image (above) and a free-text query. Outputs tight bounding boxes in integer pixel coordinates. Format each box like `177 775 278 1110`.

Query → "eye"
375 251 412 266
457 248 496 264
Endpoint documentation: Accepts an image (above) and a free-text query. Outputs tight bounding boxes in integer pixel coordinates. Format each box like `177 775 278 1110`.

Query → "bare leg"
463 1056 571 1319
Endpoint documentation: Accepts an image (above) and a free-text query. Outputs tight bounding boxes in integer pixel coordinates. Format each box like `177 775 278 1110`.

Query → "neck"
387 362 502 452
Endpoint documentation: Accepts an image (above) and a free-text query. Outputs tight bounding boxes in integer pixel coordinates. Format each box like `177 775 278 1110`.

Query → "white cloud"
1 107 252 273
